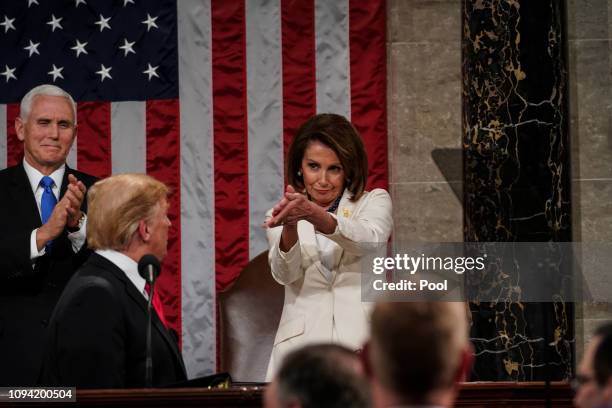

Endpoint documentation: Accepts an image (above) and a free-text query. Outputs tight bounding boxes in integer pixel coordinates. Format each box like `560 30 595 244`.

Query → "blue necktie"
40 176 57 252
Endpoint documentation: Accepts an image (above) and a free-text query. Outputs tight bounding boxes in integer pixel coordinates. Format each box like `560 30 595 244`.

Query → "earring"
297 170 302 177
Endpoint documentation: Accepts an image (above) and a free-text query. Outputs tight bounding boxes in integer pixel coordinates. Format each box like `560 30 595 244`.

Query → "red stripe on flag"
349 0 388 190
211 0 249 292
76 102 111 178
281 0 316 160
146 99 182 347
7 104 22 167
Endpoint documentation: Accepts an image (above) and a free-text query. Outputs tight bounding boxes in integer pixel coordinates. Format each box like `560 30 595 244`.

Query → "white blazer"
265 188 393 379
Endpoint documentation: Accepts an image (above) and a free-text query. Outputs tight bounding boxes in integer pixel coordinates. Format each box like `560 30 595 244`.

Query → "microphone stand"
138 255 161 388
145 269 155 387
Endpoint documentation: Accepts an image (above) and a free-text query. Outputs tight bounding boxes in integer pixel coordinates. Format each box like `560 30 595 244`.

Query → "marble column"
462 0 573 380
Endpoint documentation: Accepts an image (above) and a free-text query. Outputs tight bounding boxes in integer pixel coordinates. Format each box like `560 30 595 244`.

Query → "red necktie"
144 282 168 328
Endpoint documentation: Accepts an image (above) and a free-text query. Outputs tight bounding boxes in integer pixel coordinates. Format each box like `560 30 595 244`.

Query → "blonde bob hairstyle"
87 173 169 251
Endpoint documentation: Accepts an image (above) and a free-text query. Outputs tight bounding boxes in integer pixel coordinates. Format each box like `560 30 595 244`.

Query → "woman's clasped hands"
264 185 315 228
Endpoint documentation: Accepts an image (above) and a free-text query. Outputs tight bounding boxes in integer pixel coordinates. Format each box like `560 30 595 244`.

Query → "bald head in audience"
264 344 369 408
366 302 473 408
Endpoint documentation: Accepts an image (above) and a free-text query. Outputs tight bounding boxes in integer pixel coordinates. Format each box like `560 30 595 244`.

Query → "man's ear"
360 341 374 379
602 377 612 404
15 117 25 142
137 219 150 242
454 344 474 383
285 398 303 408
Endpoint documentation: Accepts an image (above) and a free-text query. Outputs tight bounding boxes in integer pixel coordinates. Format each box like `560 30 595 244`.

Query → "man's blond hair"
87 174 168 251
370 302 469 403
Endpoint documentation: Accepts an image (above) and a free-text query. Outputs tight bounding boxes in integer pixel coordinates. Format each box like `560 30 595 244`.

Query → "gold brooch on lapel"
343 208 350 218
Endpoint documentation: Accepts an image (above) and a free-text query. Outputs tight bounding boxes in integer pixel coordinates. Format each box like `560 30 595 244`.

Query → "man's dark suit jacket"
39 253 187 388
0 163 97 386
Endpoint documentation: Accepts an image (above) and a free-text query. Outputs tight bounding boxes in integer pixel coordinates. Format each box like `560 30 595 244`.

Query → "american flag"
0 0 387 379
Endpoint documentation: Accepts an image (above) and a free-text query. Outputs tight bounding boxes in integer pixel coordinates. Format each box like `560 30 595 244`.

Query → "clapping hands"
264 185 314 228
36 174 87 251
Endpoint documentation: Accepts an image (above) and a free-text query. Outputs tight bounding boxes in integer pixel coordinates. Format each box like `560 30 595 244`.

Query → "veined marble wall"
388 0 612 380
462 0 572 381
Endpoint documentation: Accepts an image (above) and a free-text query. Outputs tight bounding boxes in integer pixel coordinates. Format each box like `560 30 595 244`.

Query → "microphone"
138 254 161 284
137 254 161 388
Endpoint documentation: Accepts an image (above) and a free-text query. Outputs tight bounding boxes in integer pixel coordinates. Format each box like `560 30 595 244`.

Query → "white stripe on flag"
0 105 6 169
315 0 350 118
178 0 216 378
246 0 284 259
111 101 146 174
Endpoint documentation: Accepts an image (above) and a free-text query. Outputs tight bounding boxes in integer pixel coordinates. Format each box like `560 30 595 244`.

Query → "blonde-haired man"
40 174 186 388
365 302 473 408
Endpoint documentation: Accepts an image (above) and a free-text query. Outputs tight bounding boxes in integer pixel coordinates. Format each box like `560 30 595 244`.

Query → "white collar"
96 249 147 298
23 158 65 195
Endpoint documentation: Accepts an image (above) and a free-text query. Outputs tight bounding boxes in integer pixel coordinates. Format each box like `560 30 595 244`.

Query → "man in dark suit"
0 85 97 386
40 173 187 388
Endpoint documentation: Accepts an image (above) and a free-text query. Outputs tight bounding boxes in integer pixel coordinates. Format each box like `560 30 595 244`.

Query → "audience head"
264 343 369 408
15 84 78 174
87 174 170 261
575 323 612 408
366 301 472 408
286 113 368 204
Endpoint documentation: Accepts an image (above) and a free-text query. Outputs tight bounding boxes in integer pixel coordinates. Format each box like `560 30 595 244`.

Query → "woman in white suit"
264 113 393 379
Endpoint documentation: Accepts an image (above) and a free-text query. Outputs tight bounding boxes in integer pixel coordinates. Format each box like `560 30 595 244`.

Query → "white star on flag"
46 14 63 32
123 0 135 6
143 63 159 81
28 0 39 7
47 64 64 82
24 40 40 57
71 39 88 57
0 16 16 33
119 38 136 57
1 65 16 82
75 0 87 7
142 14 158 32
95 14 111 32
96 64 112 82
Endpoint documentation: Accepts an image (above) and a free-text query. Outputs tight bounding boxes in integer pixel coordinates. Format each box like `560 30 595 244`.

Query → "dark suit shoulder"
65 168 98 188
0 164 19 176
69 271 116 293
0 165 23 184
56 262 124 320
73 254 123 285
61 270 118 304
74 253 136 292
